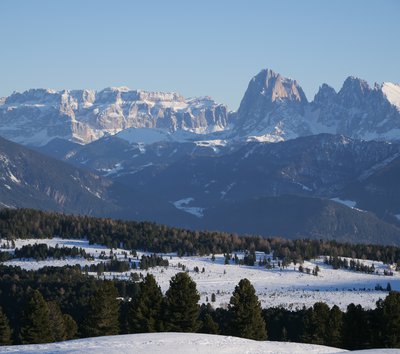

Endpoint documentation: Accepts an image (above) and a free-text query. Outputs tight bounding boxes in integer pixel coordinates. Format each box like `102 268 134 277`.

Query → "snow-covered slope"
382 82 400 111
2 238 399 310
0 88 230 146
2 333 398 353
0 332 348 354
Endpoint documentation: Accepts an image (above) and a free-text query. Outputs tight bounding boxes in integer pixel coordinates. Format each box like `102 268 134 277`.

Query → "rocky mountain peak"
313 84 337 105
338 76 371 107
249 69 307 103
0 87 231 146
233 69 309 140
5 88 59 105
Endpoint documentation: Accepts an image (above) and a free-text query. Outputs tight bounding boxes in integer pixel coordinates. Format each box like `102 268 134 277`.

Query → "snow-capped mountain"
234 69 400 142
1 69 399 146
0 87 230 146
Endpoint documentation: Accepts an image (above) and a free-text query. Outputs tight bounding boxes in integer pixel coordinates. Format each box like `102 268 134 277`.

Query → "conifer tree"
48 301 67 342
200 314 220 334
82 281 120 337
342 303 369 349
302 302 330 345
127 274 163 333
326 305 343 348
382 292 400 347
63 314 78 340
229 278 267 340
0 307 12 345
20 290 53 344
164 272 200 332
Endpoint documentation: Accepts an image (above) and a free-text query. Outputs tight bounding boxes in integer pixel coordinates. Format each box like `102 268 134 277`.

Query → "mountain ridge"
0 87 231 145
233 68 400 142
1 68 400 147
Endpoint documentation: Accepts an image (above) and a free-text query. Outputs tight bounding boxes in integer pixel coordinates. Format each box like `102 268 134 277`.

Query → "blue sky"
1 0 399 110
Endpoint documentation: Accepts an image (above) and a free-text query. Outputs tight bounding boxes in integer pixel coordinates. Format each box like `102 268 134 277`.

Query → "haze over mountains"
1 68 400 244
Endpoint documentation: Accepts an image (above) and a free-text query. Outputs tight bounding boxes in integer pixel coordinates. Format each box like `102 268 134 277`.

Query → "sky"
0 0 399 110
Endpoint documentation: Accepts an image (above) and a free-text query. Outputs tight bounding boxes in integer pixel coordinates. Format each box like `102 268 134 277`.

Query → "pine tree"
382 292 400 347
0 307 12 345
302 302 330 345
62 314 77 340
20 290 53 344
82 281 120 337
200 314 220 334
342 303 369 349
164 272 200 332
326 305 343 348
127 274 163 333
229 278 267 340
47 301 67 342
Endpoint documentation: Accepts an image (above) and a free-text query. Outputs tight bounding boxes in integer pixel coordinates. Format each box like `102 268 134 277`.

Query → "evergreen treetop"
229 278 267 340
164 272 200 332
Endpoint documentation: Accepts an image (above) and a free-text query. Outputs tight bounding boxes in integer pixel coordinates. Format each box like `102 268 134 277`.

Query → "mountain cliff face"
234 69 400 142
234 69 309 141
1 69 399 146
0 87 230 145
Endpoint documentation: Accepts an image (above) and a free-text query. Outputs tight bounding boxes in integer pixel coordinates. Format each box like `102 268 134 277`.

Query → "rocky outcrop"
0 87 230 145
234 69 400 142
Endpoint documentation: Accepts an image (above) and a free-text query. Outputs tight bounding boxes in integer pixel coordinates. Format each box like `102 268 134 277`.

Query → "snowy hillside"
0 332 345 354
1 332 398 354
2 238 399 310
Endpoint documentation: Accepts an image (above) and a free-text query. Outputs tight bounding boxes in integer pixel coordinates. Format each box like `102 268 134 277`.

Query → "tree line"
0 264 399 349
1 208 400 266
0 265 266 345
13 244 90 261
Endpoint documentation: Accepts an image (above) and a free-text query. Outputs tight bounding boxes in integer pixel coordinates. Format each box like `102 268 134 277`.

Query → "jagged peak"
313 83 337 104
5 88 60 104
247 68 307 103
340 76 371 94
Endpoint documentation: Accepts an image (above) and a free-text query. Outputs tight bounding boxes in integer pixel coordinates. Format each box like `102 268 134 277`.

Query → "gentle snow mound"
0 333 348 354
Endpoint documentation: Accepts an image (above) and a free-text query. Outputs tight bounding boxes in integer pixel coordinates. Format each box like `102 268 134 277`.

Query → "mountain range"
0 87 231 145
1 68 399 146
1 68 400 245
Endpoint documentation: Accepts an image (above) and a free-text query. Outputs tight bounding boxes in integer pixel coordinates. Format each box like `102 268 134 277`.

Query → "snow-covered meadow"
1 238 399 310
0 332 399 354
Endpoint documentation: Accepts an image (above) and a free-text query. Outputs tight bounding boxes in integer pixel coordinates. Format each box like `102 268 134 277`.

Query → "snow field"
1 238 399 310
0 332 348 354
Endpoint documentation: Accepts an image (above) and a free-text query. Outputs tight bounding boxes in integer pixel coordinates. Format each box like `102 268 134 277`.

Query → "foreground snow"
1 333 398 354
0 332 347 354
